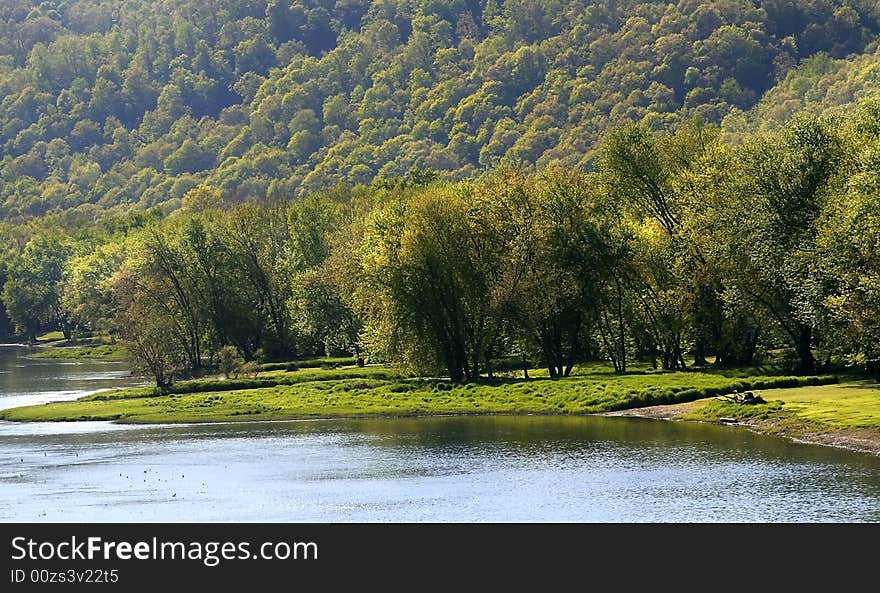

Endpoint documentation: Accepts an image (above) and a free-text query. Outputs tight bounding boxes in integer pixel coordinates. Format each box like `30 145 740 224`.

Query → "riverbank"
603 381 880 456
0 361 840 424
27 343 128 361
2 359 877 457
23 333 128 361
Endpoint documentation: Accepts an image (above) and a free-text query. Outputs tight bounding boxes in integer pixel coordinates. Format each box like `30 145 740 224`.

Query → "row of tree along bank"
2 104 880 385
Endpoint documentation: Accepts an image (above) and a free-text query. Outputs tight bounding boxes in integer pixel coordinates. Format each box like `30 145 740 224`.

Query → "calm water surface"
1 346 878 522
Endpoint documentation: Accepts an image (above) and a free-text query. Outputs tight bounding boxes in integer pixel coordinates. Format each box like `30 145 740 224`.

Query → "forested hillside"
724 43 880 137
1 0 879 221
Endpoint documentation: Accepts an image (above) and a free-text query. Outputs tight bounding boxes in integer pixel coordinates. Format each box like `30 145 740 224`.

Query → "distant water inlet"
1 346 879 522
0 345 138 411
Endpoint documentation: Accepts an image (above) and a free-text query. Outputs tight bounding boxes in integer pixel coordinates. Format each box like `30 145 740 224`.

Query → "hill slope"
1 0 879 221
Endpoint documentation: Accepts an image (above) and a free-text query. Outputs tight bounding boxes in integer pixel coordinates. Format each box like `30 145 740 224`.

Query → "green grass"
36 331 66 342
259 356 358 371
28 343 129 361
0 362 840 424
684 381 880 431
85 365 400 400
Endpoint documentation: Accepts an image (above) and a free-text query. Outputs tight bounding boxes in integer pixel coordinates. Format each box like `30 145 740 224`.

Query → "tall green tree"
723 115 843 373
112 264 186 388
811 101 880 371
1 236 69 341
359 183 505 381
224 202 295 358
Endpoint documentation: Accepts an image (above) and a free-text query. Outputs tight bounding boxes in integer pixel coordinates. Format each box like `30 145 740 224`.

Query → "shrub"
240 360 261 379
218 345 245 379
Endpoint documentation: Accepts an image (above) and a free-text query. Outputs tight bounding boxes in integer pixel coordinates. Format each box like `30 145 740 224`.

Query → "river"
1 345 878 522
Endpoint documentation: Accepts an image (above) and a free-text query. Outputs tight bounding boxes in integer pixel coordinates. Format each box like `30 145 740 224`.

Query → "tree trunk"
615 277 626 373
693 337 708 367
796 325 815 375
740 328 758 366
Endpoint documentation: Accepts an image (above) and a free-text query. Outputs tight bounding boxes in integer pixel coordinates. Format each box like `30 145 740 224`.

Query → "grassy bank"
682 381 880 430
0 361 838 424
599 380 880 456
26 332 129 361
258 356 357 371
28 343 128 361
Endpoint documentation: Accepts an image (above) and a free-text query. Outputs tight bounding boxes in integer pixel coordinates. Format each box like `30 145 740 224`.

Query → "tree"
722 115 843 373
1 236 69 341
218 344 245 379
224 203 295 358
290 267 363 359
112 266 185 389
484 168 608 377
61 240 125 336
266 0 302 43
598 121 718 368
359 183 503 381
811 102 880 369
130 222 207 371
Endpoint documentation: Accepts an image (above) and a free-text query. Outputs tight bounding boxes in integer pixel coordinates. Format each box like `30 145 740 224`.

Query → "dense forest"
1 0 879 383
1 0 880 220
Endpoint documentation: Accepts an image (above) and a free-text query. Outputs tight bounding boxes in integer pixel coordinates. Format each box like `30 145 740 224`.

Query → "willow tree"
598 121 724 368
488 167 616 377
721 115 843 373
358 183 507 382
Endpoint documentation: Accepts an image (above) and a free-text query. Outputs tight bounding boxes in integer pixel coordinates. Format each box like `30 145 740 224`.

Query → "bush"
218 345 245 379
240 360 261 379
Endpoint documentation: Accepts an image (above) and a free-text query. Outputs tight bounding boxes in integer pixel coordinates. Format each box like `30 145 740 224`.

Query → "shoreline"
602 402 880 457
4 400 879 458
1 355 876 457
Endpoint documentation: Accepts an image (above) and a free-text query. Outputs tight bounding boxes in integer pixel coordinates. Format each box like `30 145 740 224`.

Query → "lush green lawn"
24 332 129 361
35 331 66 342
683 381 880 431
28 344 129 361
259 356 358 371
0 362 838 424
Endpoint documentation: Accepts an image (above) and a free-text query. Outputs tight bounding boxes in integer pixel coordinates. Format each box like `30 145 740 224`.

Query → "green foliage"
1 1 879 222
2 2 880 387
1 235 70 340
359 184 478 379
218 344 244 379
